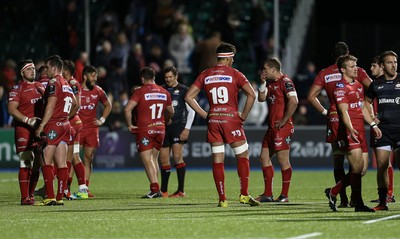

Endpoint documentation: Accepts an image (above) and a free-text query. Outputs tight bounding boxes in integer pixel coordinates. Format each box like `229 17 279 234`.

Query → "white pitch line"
0 178 18 183
363 214 400 224
285 232 322 239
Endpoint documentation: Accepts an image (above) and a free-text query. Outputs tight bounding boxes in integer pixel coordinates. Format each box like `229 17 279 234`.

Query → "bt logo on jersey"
80 103 96 110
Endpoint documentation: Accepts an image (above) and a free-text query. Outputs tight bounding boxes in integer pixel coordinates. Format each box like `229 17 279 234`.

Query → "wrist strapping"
259 82 266 92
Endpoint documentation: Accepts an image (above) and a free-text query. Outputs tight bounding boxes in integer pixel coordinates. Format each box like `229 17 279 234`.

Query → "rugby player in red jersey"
63 59 88 199
35 55 79 205
8 59 45 205
124 67 174 198
307 42 372 207
79 65 112 197
185 42 260 207
325 55 380 212
256 57 298 203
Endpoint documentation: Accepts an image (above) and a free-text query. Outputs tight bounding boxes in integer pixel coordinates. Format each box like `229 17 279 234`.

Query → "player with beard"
62 59 88 199
368 55 396 204
79 65 112 197
8 59 45 205
364 51 400 210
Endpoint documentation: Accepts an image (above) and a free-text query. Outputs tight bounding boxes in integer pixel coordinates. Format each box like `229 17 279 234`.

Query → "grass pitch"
0 168 399 239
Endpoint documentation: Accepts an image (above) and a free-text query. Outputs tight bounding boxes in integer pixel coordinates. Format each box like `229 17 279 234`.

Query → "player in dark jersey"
325 55 379 212
8 59 45 205
364 51 400 211
185 42 260 207
159 66 195 198
368 55 396 204
124 67 174 198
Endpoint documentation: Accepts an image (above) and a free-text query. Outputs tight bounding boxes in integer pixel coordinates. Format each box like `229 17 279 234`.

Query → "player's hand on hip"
180 128 189 141
94 118 104 126
35 125 44 138
238 112 245 121
274 120 285 130
372 126 382 139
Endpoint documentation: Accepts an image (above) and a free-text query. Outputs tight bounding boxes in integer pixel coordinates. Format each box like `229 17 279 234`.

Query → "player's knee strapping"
232 142 248 155
18 151 34 168
212 145 225 153
73 143 80 154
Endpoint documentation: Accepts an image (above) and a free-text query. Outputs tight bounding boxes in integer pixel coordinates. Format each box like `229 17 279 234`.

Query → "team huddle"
8 55 111 206
8 42 399 212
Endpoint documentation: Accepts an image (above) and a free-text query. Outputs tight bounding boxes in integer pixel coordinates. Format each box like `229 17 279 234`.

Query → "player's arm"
8 101 23 123
0 86 3 100
362 95 375 123
36 96 57 137
239 82 256 121
8 101 39 127
282 93 298 124
72 86 81 110
165 105 174 125
95 95 112 126
124 99 138 132
8 93 40 127
360 71 372 89
362 96 382 139
337 102 358 142
364 83 379 123
258 71 267 102
180 103 195 141
185 103 195 129
307 84 327 116
68 93 78 119
185 85 207 119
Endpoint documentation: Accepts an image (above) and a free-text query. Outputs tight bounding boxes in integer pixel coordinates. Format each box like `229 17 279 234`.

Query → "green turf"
0 169 399 239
